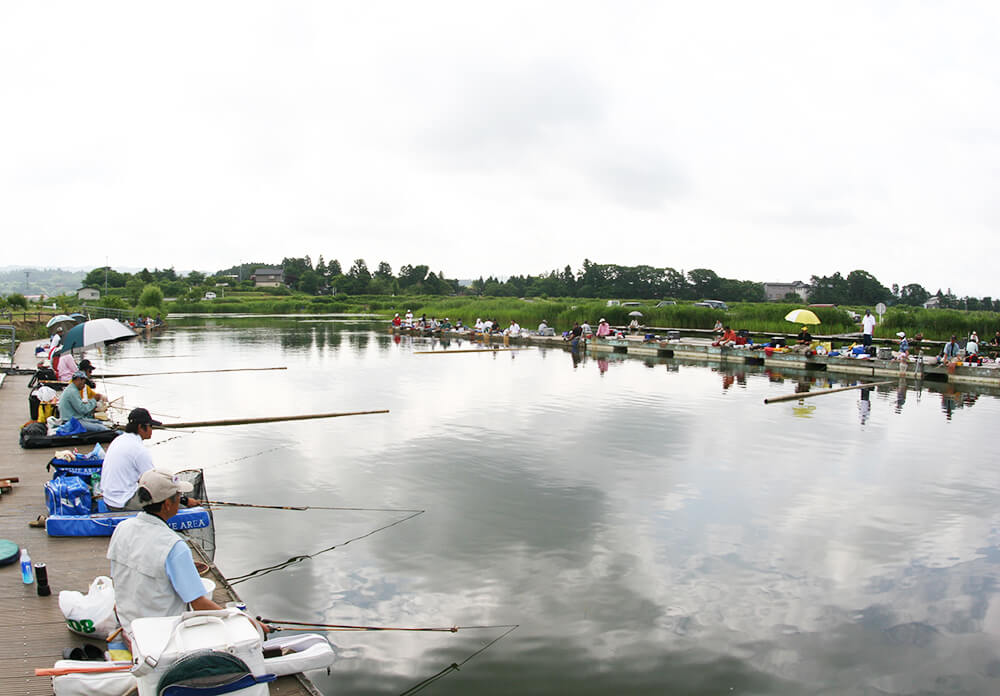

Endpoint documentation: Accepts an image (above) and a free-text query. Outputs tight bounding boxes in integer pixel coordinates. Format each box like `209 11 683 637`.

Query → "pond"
98 318 1000 695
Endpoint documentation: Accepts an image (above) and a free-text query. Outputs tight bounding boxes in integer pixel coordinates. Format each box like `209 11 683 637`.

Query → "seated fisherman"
939 335 961 364
596 319 611 338
107 469 268 638
58 371 111 432
790 325 813 353
714 326 738 347
102 408 203 511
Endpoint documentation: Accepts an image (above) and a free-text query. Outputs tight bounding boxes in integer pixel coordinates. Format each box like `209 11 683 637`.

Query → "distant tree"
327 259 342 276
808 272 849 304
346 259 371 294
299 270 321 295
125 277 144 304
898 283 930 307
7 292 27 309
375 261 393 279
687 268 722 299
84 267 127 289
782 292 801 303
845 270 890 305
315 255 327 276
186 270 206 285
139 268 153 283
138 285 164 308
99 296 129 310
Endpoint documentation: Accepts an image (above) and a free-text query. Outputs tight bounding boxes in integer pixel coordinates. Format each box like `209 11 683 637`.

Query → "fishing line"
397 624 520 696
226 509 425 585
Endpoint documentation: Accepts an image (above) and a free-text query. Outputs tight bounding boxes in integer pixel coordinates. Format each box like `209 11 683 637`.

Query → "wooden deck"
0 339 320 696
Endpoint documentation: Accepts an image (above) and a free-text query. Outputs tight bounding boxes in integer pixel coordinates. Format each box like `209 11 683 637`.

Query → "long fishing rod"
206 500 424 513
96 366 288 378
157 409 389 429
260 619 518 633
227 509 424 585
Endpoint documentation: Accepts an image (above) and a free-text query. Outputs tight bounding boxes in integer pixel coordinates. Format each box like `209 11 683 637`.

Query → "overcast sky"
2 2 998 296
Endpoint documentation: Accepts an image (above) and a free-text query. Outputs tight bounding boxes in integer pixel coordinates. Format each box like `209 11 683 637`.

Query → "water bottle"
91 472 101 497
20 549 33 584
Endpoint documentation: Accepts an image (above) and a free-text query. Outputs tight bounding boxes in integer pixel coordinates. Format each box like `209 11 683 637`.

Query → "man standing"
107 469 227 636
101 408 160 511
861 310 877 347
58 371 110 432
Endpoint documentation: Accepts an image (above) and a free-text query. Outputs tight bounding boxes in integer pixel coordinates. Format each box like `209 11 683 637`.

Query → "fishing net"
175 469 215 562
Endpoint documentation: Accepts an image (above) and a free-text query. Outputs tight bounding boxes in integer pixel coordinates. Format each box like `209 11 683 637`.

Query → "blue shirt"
164 542 208 603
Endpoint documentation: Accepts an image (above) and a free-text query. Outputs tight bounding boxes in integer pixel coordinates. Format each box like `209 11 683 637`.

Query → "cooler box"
877 347 893 360
130 609 273 696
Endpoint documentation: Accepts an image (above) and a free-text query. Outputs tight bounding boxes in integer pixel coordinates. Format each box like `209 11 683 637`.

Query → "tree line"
50 258 997 313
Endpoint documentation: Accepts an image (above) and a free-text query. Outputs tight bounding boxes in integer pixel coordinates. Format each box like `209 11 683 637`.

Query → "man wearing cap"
77 359 107 402
107 469 226 636
101 408 164 511
57 371 111 432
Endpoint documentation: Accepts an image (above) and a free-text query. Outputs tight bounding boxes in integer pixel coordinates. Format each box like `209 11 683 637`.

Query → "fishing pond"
98 317 1000 695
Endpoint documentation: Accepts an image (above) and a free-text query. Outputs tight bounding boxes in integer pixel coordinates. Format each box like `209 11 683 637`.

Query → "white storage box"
130 609 272 696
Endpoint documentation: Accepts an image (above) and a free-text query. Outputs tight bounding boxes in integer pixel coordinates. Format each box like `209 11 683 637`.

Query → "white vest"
107 512 188 633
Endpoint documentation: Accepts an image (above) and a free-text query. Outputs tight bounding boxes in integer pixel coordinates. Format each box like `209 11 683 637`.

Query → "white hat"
138 469 193 504
896 331 905 338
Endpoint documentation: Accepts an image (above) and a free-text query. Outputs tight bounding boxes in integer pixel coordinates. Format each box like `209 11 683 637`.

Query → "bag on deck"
58 575 119 639
45 475 92 516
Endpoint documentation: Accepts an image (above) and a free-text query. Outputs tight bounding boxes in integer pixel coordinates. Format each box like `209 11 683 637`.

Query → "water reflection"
93 320 1000 695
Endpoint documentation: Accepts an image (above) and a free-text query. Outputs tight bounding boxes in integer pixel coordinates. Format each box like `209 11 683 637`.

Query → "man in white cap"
107 469 228 636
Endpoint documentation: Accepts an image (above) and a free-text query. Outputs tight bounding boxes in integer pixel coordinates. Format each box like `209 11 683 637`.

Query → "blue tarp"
54 418 86 436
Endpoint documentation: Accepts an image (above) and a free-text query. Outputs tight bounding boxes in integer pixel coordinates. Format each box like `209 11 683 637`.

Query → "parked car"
606 300 621 307
621 302 642 307
655 300 677 307
694 300 729 310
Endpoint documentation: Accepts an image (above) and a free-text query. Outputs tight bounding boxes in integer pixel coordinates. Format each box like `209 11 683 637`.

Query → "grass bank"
165 293 1000 342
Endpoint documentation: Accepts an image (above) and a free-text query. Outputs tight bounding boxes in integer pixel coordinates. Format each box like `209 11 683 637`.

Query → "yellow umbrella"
784 309 821 325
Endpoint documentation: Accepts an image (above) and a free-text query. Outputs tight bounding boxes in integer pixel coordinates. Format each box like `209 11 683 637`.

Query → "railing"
0 310 60 323
79 304 137 321
0 324 14 367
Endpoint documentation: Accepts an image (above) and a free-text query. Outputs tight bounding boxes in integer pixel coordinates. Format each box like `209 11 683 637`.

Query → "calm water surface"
96 320 1000 695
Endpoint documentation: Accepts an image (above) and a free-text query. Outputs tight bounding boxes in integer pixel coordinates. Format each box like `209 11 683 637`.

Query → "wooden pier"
408 328 1000 387
0 340 320 696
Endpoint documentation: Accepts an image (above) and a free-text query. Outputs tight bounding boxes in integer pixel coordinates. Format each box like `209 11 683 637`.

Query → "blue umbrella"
46 314 75 329
57 318 137 355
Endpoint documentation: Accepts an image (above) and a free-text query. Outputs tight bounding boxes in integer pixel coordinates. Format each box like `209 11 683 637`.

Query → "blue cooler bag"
44 475 92 516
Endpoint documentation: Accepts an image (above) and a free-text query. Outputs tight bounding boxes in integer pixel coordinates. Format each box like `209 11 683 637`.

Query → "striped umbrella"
56 318 137 355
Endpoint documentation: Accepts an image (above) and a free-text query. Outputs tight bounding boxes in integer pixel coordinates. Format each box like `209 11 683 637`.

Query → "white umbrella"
628 311 643 317
46 314 75 330
57 318 137 355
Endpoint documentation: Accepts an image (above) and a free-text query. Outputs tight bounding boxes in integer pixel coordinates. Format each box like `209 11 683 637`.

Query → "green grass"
164 293 1000 342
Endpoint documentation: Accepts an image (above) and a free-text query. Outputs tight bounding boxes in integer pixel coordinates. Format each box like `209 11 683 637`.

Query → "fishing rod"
413 348 526 355
259 619 518 633
227 509 424 585
763 380 894 404
96 366 288 378
398 624 520 696
156 409 389 429
206 500 425 513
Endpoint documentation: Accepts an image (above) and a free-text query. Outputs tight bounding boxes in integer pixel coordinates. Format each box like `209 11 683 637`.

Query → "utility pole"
24 271 29 294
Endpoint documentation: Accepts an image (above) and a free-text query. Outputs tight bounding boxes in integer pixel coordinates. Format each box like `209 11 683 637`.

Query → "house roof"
253 267 283 275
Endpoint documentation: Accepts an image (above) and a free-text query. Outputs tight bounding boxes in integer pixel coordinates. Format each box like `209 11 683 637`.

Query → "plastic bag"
58 576 120 639
55 418 86 436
